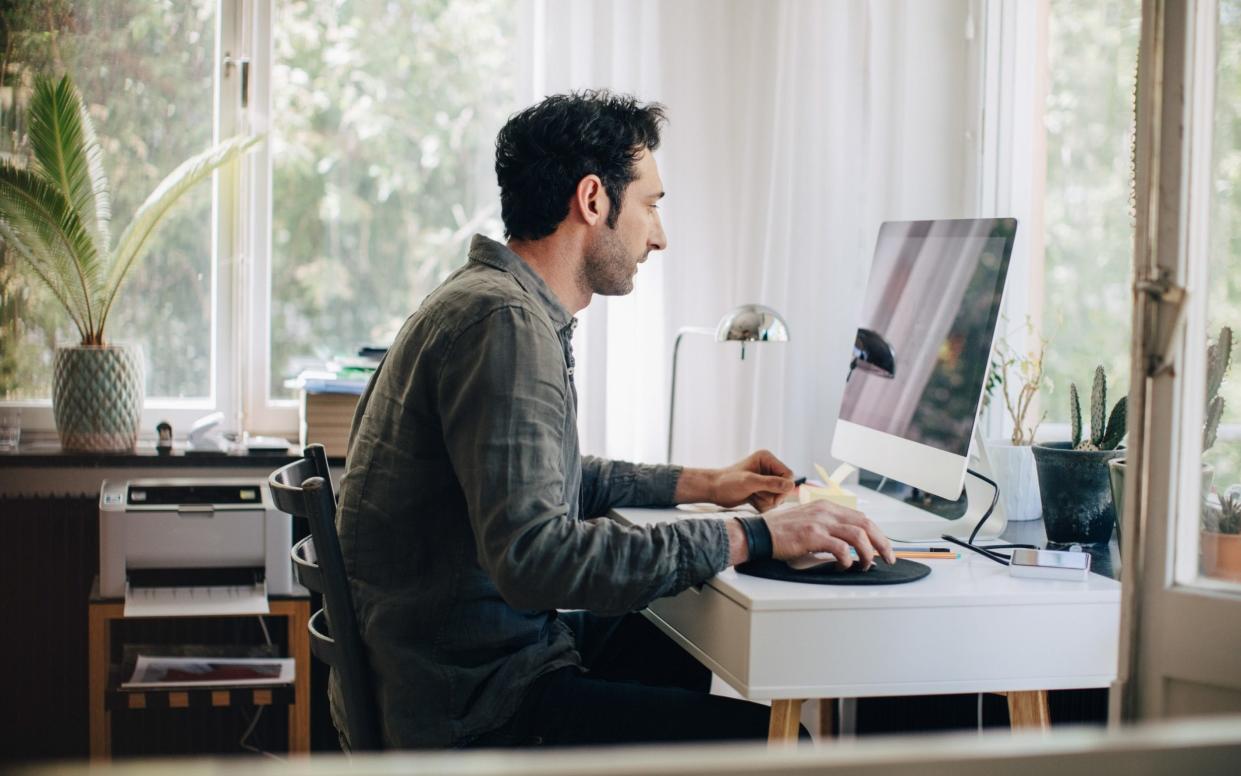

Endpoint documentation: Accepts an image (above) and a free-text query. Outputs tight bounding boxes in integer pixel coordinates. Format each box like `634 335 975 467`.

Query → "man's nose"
650 219 668 252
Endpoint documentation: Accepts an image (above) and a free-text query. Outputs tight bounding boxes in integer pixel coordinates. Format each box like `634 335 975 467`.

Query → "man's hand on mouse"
672 449 894 570
725 500 896 570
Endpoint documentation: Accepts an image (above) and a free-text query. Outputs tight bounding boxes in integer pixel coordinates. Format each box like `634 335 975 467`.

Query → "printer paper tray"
124 581 269 617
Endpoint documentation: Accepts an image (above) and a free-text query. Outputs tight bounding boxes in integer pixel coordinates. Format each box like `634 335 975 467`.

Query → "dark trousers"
472 611 797 747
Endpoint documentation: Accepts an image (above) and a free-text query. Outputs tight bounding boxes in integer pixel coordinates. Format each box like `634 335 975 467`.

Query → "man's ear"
574 174 608 227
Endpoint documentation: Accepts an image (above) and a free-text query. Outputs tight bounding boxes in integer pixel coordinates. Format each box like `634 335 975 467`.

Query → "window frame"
0 0 248 440
236 0 297 436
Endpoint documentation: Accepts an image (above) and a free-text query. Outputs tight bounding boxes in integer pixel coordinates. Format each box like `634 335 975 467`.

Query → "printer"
100 478 302 612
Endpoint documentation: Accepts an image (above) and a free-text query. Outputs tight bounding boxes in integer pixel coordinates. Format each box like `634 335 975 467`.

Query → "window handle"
224 53 251 109
1136 268 1187 378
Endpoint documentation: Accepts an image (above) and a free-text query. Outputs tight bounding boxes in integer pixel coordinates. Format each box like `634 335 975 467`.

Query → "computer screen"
832 218 1016 501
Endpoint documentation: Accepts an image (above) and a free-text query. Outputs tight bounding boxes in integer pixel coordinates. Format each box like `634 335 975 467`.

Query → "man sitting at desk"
335 90 895 749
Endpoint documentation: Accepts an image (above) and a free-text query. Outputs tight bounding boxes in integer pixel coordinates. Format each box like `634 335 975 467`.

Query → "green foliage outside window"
1042 0 1140 425
1 0 215 399
1204 0 1241 491
0 0 517 405
268 0 517 397
1043 0 1241 490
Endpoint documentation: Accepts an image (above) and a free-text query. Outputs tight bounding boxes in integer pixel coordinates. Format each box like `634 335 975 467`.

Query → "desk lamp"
667 304 789 463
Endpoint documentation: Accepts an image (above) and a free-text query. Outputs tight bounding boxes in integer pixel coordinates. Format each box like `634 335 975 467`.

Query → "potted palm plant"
983 318 1051 522
1032 365 1127 544
0 75 258 451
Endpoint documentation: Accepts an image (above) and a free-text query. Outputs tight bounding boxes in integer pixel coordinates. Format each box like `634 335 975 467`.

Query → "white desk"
611 507 1121 743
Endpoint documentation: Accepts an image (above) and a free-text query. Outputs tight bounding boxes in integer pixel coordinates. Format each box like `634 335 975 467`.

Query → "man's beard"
580 226 638 296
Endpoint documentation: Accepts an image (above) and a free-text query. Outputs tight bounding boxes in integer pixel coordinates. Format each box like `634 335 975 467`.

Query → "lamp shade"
714 304 790 344
668 303 789 461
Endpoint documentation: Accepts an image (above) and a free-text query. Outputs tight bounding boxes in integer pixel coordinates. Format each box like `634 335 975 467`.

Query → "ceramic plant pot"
1108 459 1127 549
52 344 145 452
985 440 1042 522
1033 442 1125 544
1109 461 1214 553
1202 531 1241 581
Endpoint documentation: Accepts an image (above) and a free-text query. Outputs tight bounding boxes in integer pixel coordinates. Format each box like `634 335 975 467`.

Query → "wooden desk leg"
278 600 312 754
768 699 804 745
1007 690 1051 730
88 603 121 760
816 699 837 739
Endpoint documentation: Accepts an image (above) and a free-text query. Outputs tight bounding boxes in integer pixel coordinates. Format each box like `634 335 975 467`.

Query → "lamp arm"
668 327 716 464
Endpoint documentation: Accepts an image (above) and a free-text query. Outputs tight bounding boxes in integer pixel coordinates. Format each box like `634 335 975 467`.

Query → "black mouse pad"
736 557 931 585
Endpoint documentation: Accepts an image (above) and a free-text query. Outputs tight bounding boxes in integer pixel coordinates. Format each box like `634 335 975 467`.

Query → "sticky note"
798 462 858 510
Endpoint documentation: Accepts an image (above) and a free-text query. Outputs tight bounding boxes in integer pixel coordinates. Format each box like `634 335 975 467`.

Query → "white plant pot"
984 440 1043 522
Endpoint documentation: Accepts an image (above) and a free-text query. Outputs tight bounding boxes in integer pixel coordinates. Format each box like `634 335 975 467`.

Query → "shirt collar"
468 234 575 331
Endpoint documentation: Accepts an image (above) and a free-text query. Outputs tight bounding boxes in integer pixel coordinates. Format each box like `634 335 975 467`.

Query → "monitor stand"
842 427 1007 543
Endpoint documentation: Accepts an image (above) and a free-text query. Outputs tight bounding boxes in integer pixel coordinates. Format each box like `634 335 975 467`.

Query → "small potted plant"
1109 326 1230 547
1202 486 1241 581
983 319 1051 522
1033 365 1127 544
0 74 258 451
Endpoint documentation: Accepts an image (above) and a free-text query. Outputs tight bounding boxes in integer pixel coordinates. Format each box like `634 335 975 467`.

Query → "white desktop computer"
831 218 1018 541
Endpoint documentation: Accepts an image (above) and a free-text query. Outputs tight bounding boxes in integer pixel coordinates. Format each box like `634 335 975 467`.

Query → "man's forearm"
724 518 749 566
673 467 717 503
678 469 750 566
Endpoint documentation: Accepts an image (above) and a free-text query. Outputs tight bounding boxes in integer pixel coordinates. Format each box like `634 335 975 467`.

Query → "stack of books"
286 347 387 457
298 391 359 457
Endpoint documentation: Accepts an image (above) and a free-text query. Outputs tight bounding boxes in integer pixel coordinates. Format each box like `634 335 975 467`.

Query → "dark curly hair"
495 90 667 240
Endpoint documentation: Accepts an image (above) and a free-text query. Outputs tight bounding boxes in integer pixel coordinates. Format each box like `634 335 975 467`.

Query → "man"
335 90 894 749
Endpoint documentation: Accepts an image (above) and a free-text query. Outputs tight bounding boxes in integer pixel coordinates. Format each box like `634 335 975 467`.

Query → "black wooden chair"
269 444 382 751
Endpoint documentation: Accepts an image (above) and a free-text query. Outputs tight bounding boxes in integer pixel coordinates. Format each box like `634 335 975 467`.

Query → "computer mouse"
786 553 889 573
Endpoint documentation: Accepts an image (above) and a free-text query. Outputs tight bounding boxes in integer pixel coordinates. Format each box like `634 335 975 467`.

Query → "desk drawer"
646 582 752 689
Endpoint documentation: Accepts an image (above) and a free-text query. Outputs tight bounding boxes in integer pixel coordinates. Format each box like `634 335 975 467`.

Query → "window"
1202 0 1241 529
1041 0 1141 424
0 0 519 435
264 0 517 402
1 0 217 406
1039 0 1239 496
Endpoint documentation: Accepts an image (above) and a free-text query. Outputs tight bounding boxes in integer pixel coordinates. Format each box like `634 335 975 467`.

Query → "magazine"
121 655 295 690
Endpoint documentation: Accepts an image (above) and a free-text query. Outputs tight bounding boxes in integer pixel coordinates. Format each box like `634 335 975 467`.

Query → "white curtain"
520 0 984 474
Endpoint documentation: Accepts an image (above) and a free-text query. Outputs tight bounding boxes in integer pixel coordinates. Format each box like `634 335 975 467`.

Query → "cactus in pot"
1203 486 1241 581
1034 365 1128 544
1203 326 1231 454
1069 366 1127 452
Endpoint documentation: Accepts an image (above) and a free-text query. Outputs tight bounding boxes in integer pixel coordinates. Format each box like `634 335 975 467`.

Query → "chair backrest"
270 444 382 751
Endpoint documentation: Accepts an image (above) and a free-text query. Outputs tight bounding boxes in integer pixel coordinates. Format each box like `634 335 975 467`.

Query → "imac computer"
831 218 1017 540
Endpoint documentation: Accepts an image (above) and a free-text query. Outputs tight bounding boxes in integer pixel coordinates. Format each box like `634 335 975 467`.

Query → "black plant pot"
1032 442 1125 544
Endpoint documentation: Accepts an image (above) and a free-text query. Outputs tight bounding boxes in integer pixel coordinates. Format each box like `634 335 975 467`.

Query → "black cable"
943 534 1010 565
941 469 1038 566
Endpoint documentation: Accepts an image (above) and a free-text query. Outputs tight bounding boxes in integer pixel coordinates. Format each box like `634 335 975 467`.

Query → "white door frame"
1113 0 1241 722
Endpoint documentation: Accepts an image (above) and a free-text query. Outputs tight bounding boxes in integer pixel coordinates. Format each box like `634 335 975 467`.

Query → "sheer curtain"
519 0 984 473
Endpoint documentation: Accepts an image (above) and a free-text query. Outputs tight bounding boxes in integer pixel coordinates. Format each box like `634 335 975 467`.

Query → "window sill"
0 440 344 498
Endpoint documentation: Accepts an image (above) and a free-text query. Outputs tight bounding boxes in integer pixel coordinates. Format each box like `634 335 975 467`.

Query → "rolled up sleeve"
579 457 682 518
438 306 729 615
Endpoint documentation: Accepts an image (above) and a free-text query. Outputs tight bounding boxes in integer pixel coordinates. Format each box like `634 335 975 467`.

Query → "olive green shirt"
334 234 731 748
